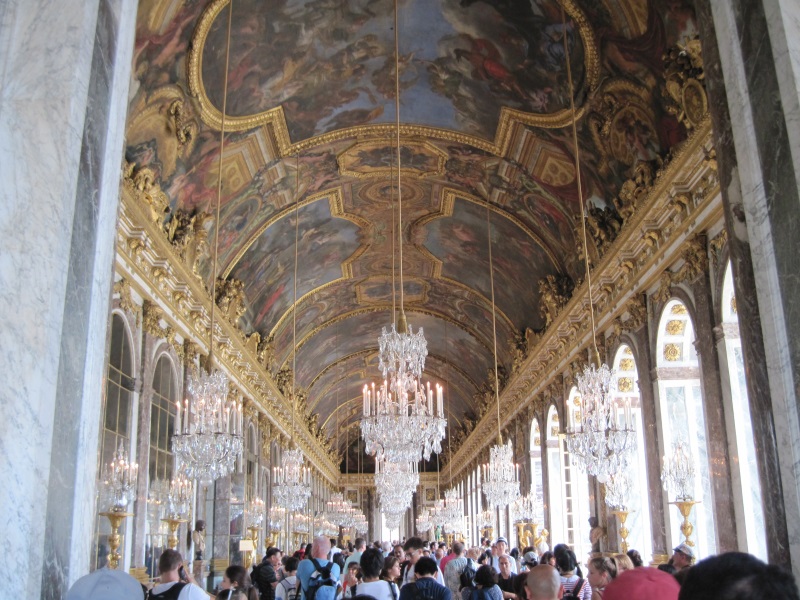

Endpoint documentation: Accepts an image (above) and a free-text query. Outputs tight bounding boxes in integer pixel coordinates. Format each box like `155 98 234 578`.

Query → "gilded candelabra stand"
480 526 493 542
611 510 632 553
162 516 188 550
670 500 699 547
100 508 133 569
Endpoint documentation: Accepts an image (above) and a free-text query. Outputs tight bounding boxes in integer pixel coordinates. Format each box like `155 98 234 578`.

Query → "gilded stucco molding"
444 120 723 482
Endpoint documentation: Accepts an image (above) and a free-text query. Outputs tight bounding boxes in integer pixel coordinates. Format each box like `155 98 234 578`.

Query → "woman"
477 552 492 567
352 547 399 600
462 565 503 600
380 555 402 585
218 565 259 600
587 557 617 600
626 549 643 568
539 552 555 568
612 554 634 574
555 549 591 600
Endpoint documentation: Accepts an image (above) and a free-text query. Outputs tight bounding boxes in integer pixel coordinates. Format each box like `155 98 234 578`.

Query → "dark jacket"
257 562 278 600
399 577 452 600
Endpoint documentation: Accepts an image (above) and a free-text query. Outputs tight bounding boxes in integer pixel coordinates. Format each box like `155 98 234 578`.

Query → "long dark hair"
381 555 400 583
223 565 259 600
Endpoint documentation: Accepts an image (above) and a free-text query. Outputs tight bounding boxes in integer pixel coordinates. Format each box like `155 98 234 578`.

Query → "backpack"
280 577 301 600
306 558 339 600
562 578 586 600
459 559 477 590
148 582 187 600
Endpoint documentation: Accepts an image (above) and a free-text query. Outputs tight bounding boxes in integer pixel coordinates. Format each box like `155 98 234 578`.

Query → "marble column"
538 410 552 541
0 0 137 597
212 475 233 574
689 268 739 552
131 332 159 567
627 325 669 562
694 0 798 569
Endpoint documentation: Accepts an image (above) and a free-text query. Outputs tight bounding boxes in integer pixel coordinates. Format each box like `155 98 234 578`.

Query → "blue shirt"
297 557 342 600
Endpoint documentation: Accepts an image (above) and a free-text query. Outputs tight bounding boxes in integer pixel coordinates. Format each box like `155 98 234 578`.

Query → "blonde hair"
589 557 618 581
613 554 635 573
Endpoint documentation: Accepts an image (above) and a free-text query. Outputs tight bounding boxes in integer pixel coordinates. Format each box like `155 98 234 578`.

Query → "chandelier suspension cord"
393 0 406 324
391 138 396 327
487 206 502 446
561 5 598 364
291 153 300 445
208 0 235 363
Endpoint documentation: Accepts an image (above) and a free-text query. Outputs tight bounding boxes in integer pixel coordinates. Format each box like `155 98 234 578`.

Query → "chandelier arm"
561 5 598 363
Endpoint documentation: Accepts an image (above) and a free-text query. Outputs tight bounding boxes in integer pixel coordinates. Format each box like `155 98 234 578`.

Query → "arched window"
529 418 544 520
612 344 652 560
94 313 135 570
657 299 717 557
719 263 767 558
149 355 177 483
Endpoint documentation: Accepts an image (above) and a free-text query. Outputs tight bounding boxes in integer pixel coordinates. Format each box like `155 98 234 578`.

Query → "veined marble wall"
0 0 137 598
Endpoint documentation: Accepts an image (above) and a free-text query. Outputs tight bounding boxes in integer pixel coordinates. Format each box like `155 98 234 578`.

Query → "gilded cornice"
116 167 339 484
445 119 723 483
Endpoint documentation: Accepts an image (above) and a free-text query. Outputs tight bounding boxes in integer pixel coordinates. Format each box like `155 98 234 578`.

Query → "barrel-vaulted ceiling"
126 0 697 466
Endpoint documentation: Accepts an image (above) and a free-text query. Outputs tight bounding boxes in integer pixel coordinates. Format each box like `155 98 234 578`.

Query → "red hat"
604 567 680 600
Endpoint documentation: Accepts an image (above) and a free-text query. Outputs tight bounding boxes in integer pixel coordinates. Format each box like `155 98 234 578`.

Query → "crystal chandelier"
442 487 465 534
273 447 312 511
245 496 265 528
416 507 433 534
354 511 369 535
100 441 139 511
661 440 696 501
564 367 636 483
172 0 243 487
173 369 243 486
268 506 286 534
326 492 351 526
379 317 428 395
375 458 419 509
165 476 192 519
362 380 445 463
383 508 405 531
478 507 494 531
604 469 631 510
512 493 536 523
481 440 520 509
293 513 310 534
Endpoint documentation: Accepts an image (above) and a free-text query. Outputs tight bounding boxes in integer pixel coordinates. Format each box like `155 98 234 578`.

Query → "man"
492 538 518 574
525 565 563 600
329 539 342 561
66 568 145 600
434 544 446 566
443 541 468 598
402 537 445 587
343 538 367 581
671 543 695 572
148 549 207 599
497 555 516 599
399 556 452 600
257 547 284 600
276 557 300 600
297 536 341 600
381 541 393 557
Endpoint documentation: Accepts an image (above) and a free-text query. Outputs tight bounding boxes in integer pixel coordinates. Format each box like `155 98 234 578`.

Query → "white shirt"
276 575 298 600
150 581 208 600
348 580 399 600
402 565 444 587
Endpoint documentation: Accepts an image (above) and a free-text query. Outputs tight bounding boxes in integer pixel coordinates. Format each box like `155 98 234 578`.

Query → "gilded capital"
142 300 165 338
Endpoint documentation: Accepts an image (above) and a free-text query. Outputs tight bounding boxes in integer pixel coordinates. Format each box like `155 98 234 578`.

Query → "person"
525 565 562 600
435 545 446 566
342 562 362 598
329 540 342 561
440 544 457 574
399 556 452 600
443 541 468 597
276 558 300 600
678 552 800 600
671 543 694 573
509 549 520 573
382 541 393 558
586 557 617 600
625 550 643 568
492 539 518 575
297 536 341 600
520 552 538 572
66 568 146 600
511 572 528 600
192 520 206 560
603 567 679 600
344 538 367 577
611 555 633 574
346 547 400 600
218 565 259 600
478 552 492 567
554 548 590 600
539 553 555 569
381 555 403 585
402 537 445 587
148 549 208 599
462 565 502 600
257 547 283 600
497 556 516 600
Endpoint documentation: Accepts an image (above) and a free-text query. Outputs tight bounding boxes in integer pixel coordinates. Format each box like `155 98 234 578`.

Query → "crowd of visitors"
66 533 800 600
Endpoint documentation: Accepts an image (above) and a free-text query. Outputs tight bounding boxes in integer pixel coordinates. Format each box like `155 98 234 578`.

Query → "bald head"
526 565 563 600
312 535 331 559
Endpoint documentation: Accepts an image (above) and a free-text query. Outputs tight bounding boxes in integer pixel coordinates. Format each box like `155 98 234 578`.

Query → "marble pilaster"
695 0 798 568
690 270 739 552
212 475 233 574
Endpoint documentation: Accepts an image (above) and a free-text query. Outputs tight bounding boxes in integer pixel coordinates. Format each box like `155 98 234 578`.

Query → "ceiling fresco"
125 0 699 460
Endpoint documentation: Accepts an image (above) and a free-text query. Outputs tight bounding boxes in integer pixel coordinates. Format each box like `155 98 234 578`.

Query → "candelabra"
161 476 192 550
245 496 264 561
99 442 139 569
662 440 699 547
603 469 633 552
478 507 494 541
268 506 286 548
